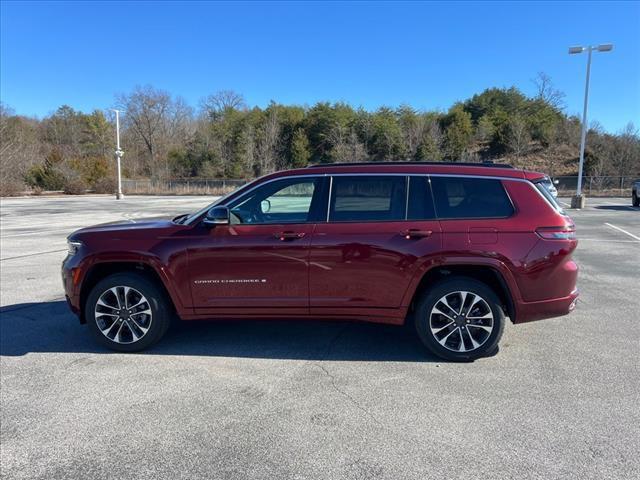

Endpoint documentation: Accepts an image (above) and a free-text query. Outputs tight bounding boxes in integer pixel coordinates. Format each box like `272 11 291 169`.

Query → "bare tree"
200 90 246 120
256 106 280 174
508 114 530 158
115 85 193 179
397 106 426 159
533 72 566 110
0 103 42 194
612 122 640 178
587 123 613 190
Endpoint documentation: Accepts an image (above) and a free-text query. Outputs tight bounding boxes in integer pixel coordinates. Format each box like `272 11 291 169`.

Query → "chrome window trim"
326 176 333 222
404 175 410 221
187 170 552 225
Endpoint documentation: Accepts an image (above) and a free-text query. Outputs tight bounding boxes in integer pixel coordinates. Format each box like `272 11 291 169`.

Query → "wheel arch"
79 259 181 324
405 261 518 323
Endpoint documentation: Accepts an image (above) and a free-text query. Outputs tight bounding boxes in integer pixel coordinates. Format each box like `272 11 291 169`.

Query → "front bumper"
61 254 84 321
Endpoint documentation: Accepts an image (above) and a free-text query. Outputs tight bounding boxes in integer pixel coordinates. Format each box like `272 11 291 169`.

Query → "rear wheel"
414 277 505 361
85 273 171 352
633 192 639 207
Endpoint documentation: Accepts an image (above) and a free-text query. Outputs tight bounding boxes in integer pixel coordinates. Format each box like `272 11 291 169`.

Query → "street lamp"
569 43 613 208
110 109 124 200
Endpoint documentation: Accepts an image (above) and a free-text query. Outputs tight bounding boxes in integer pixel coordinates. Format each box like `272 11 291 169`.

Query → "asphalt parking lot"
1 194 638 480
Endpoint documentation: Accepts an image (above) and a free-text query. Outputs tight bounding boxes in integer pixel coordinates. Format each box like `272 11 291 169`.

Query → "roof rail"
306 161 514 169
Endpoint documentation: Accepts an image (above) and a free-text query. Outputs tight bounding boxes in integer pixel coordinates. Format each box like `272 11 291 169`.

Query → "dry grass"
124 185 237 196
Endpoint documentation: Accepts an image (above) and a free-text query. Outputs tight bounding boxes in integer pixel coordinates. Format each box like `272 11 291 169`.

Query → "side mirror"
260 199 271 213
553 179 560 185
203 206 230 226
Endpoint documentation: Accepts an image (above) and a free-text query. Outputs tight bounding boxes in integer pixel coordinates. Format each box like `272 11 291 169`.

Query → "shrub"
93 177 116 194
62 177 87 195
25 163 65 190
0 180 25 197
68 156 112 185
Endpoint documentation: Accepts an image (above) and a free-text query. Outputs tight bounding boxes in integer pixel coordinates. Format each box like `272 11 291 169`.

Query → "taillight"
536 226 576 240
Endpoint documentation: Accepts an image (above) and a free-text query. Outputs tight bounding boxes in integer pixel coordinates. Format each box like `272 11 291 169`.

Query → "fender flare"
79 252 189 315
400 256 523 314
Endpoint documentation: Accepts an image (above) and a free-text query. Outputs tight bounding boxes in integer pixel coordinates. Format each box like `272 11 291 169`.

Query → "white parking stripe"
604 223 640 242
0 228 75 238
580 239 640 243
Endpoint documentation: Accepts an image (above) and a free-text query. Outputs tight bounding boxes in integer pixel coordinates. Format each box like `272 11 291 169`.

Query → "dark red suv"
62 162 579 361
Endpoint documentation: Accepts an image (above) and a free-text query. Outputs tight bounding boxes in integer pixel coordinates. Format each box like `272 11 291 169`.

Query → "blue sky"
1 1 638 132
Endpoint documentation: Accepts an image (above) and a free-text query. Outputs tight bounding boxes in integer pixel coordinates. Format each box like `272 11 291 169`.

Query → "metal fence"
121 178 248 195
554 176 639 196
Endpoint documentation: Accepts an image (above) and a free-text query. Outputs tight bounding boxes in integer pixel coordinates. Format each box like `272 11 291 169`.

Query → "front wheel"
414 277 505 361
633 192 639 207
85 273 171 352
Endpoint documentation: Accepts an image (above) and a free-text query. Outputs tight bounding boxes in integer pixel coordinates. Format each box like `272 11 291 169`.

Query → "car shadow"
0 300 440 362
594 205 637 211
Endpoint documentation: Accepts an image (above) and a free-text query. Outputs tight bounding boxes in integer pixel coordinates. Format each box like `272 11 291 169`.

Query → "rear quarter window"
431 176 514 219
534 180 565 214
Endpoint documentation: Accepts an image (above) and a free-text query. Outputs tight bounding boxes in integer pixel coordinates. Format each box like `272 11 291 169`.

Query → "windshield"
182 179 254 225
534 179 564 214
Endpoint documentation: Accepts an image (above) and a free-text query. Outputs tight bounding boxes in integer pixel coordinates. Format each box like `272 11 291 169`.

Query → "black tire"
85 272 171 352
633 193 639 207
414 277 505 362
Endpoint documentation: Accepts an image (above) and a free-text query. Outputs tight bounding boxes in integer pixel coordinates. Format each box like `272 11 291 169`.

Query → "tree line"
1 72 638 195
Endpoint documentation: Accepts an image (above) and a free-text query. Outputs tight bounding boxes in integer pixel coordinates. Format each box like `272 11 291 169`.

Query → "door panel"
188 175 325 313
309 221 442 312
189 223 314 310
309 175 441 313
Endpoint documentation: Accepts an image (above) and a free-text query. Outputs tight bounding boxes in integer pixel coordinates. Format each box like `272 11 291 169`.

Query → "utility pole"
111 109 124 200
568 43 613 209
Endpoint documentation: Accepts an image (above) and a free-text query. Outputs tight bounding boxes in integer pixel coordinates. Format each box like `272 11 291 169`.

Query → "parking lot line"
579 239 640 243
0 229 75 238
604 223 640 242
0 249 67 261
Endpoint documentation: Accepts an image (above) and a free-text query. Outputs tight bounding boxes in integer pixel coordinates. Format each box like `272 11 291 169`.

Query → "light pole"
569 43 613 208
111 109 124 200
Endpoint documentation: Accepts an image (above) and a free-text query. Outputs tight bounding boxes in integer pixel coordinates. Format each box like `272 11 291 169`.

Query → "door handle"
275 231 306 241
402 229 433 239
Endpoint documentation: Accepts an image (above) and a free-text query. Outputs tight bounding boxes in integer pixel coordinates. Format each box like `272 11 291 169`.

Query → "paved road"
1 195 638 480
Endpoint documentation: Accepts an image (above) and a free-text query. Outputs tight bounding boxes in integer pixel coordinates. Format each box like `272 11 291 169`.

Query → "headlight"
67 240 83 255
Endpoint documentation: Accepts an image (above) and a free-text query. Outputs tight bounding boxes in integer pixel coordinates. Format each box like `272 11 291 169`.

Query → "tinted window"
407 176 436 220
431 177 514 219
329 176 406 222
229 177 321 224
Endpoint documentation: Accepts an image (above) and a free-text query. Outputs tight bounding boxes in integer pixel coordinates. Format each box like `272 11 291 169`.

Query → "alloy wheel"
94 286 153 344
429 290 494 353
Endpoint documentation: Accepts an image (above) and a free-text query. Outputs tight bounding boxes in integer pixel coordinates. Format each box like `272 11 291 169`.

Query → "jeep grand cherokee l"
63 162 579 361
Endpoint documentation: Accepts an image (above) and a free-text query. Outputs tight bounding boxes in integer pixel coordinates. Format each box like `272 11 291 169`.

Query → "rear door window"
430 176 514 219
329 176 407 222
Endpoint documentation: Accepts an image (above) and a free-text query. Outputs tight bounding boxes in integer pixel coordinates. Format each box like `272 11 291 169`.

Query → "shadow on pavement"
594 205 637 211
0 300 436 362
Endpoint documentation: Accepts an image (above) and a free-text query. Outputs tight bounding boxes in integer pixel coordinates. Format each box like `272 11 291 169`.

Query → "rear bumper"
514 288 579 323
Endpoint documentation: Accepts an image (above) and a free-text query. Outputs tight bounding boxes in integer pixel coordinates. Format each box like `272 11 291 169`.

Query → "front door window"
229 178 321 224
